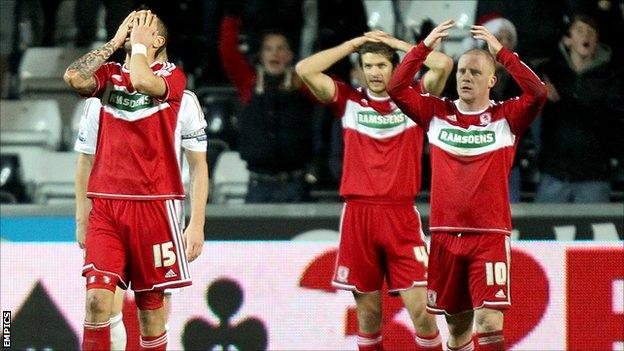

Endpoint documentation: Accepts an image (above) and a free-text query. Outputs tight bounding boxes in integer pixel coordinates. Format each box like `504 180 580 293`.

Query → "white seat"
212 151 249 204
19 47 86 93
32 151 77 204
0 145 49 199
0 99 62 150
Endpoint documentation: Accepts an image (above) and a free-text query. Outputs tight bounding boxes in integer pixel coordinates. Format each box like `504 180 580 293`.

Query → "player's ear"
153 35 165 50
488 74 497 89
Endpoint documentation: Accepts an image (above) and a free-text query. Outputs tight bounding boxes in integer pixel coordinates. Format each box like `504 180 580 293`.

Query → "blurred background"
0 0 622 350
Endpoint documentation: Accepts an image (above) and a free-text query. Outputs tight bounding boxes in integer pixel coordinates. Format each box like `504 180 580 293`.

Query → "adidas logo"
495 289 506 298
165 269 177 278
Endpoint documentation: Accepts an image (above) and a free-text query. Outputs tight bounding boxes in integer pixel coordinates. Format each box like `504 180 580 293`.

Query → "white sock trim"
140 333 168 348
415 332 442 347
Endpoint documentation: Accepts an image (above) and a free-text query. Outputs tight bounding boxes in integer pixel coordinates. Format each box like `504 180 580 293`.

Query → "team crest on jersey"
427 289 437 306
479 112 492 126
336 266 350 283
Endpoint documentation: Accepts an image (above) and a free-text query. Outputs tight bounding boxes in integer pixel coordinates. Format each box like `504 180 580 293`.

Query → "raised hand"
130 10 159 47
470 25 503 56
364 30 412 52
112 11 136 49
423 19 454 49
346 35 380 52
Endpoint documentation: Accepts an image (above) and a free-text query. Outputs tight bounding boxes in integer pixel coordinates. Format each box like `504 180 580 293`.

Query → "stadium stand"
32 150 76 204
212 151 249 204
0 99 62 150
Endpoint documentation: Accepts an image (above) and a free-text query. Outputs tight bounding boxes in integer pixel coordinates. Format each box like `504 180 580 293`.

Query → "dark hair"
357 42 400 69
461 48 496 73
566 13 599 36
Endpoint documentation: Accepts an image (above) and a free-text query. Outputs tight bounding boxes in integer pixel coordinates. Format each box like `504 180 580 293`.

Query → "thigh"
382 205 428 293
468 234 511 311
84 198 128 288
427 233 472 315
119 200 192 292
333 203 384 293
572 181 611 203
535 173 571 203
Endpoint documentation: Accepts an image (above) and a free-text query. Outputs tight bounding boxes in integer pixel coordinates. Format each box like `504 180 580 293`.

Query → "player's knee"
475 309 503 333
86 290 113 316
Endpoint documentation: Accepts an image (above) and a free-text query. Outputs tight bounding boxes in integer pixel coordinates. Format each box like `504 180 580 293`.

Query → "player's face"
260 34 293 75
565 20 598 59
456 53 495 104
361 53 394 96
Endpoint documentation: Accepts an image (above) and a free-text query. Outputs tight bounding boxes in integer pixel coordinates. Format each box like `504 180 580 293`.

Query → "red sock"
83 319 111 351
415 330 442 350
447 338 475 351
357 331 384 351
476 331 504 351
140 331 167 350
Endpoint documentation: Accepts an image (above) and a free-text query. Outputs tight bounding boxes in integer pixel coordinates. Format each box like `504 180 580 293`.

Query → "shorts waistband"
344 196 415 206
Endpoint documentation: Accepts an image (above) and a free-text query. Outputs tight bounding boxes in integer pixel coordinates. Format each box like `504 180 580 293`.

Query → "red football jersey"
86 61 187 200
329 80 425 201
388 43 547 235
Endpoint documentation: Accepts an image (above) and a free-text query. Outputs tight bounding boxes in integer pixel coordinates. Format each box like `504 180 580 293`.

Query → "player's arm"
75 153 93 249
387 20 454 127
421 51 453 96
64 11 135 95
471 25 547 132
295 36 376 103
364 29 453 96
184 149 208 262
128 11 167 98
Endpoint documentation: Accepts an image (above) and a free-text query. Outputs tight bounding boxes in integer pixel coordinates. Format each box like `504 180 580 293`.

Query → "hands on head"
113 10 161 49
470 25 503 56
423 19 454 49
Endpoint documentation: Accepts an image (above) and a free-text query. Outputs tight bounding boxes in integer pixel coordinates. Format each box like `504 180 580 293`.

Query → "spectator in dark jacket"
535 14 624 203
219 14 314 203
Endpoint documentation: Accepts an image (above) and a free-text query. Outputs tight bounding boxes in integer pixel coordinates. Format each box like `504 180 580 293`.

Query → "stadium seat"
212 151 249 204
32 151 77 204
19 47 85 93
0 99 63 150
1 146 48 200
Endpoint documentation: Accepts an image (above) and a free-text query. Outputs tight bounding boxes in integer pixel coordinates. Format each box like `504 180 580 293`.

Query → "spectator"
535 14 624 203
219 12 315 203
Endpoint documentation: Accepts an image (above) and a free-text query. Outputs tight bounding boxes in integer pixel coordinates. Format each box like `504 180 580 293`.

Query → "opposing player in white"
74 90 208 350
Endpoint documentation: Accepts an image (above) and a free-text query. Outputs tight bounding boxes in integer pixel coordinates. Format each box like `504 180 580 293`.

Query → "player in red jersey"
296 26 453 350
387 20 547 351
75 90 208 350
65 9 207 351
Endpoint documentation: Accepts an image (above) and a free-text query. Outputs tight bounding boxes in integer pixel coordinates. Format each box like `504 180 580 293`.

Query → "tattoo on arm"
67 40 118 79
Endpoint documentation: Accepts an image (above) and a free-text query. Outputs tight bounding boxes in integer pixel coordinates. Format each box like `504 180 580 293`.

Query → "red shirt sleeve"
219 16 256 104
496 48 548 135
85 63 114 98
326 79 354 118
159 66 186 103
387 42 444 130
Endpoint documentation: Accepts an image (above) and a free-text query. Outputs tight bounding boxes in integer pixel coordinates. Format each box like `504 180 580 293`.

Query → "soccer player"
387 20 547 351
64 9 207 350
74 90 208 350
295 25 453 350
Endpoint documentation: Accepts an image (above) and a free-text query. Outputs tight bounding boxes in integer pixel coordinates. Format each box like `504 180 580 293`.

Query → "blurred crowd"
0 0 622 203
